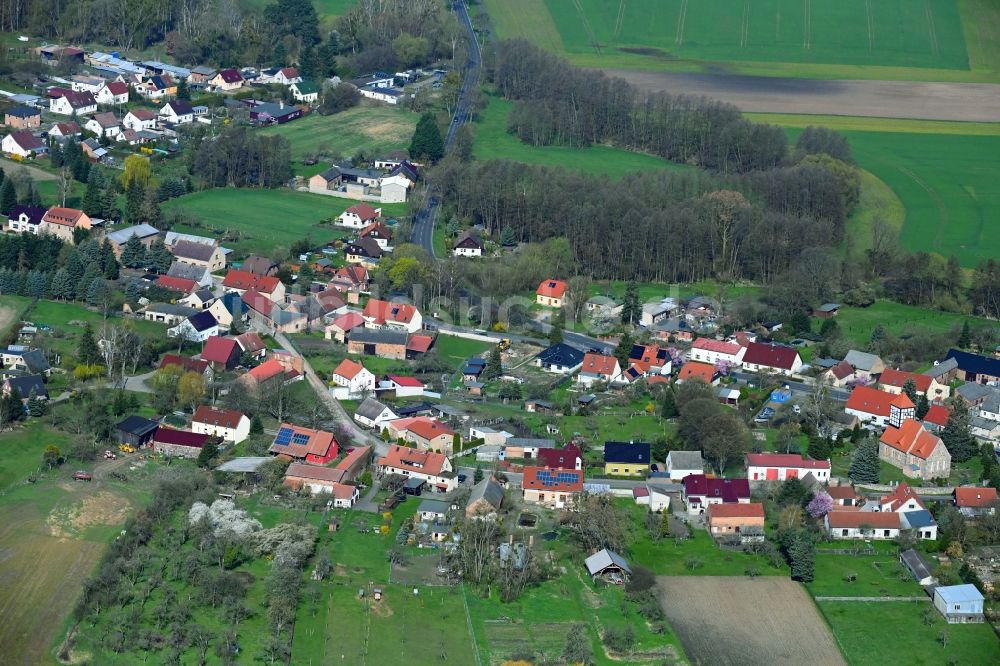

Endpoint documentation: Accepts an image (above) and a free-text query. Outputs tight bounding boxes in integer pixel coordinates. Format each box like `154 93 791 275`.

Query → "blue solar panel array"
291 433 310 446
536 470 579 487
274 427 294 446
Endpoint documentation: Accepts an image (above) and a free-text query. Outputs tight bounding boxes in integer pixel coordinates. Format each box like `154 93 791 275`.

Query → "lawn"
0 421 71 491
162 188 407 256
259 106 417 171
474 95 691 178
434 334 493 364
483 0 1000 82
807 552 923 597
820 600 1000 665
816 300 993 348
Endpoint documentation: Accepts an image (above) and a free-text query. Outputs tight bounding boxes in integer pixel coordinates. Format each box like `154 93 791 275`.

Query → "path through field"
656 576 845 666
0 306 17 337
0 158 58 182
602 69 1000 121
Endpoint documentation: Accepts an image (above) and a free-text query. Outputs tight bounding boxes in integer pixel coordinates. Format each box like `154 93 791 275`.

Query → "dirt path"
0 305 17 337
0 158 58 182
600 69 1000 122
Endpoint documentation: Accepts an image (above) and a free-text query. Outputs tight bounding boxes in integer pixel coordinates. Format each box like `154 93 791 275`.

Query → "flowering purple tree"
715 359 732 376
806 492 834 519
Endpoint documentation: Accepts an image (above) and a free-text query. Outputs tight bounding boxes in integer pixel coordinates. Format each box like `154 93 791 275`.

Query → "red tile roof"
360 221 393 240
746 453 830 470
363 299 418 325
223 269 258 290
255 275 281 294
346 203 379 221
192 405 245 430
846 386 904 417
270 423 337 459
234 331 266 354
155 275 197 293
159 354 208 374
245 358 287 383
880 420 943 461
42 207 86 227
743 342 800 371
581 353 618 377
330 312 365 332
7 130 44 151
105 81 128 95
537 444 582 469
285 462 345 484
333 358 367 380
406 335 434 354
708 502 765 519
241 290 274 317
692 338 743 355
386 374 424 388
827 511 900 529
405 417 454 441
536 279 567 299
954 487 998 508
152 427 209 448
827 485 859 501
201 336 239 364
923 404 951 427
378 444 449 476
331 265 369 287
880 368 933 393
830 360 855 380
522 466 584 492
216 68 243 83
880 482 927 511
678 361 716 383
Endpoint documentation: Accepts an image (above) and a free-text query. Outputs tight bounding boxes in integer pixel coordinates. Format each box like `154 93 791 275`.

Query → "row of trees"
188 126 291 189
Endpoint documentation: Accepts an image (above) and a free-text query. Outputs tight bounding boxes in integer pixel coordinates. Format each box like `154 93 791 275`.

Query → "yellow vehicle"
498 338 512 351
139 146 154 155
118 444 136 454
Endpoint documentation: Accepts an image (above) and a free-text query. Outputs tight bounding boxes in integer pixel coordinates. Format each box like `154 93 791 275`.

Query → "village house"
362 299 422 333
878 368 950 401
223 271 284 302
179 289 216 311
324 311 365 342
84 111 121 139
40 207 91 243
4 205 47 234
308 166 342 193
954 487 998 517
845 385 915 428
338 202 381 228
81 138 107 161
633 485 670 512
95 81 129 105
344 238 384 268
159 354 212 378
746 453 831 483
331 358 376 399
900 548 936 586
49 122 82 141
534 444 583 471
502 438 556 460
603 441 651 476
825 511 900 540
466 477 504 518
2 130 45 159
945 349 1000 385
378 374 426 398
578 353 621 387
741 342 802 376
843 350 886 379
689 338 746 367
359 221 394 249
234 331 267 361
536 279 568 307
270 423 339 464
664 450 704 481
354 397 398 429
151 427 209 459
144 303 198 326
329 264 369 297
123 108 157 131
2 375 47 401
822 360 859 388
4 105 41 130
261 66 302 85
210 68 244 91
191 405 250 444
171 239 226 272
206 295 242 327
933 585 985 624
283 463 358 507
708 503 765 538
239 357 300 390
879 419 951 480
378 445 457 493
199 336 241 371
535 343 584 374
160 100 195 124
521 466 584 508
156 275 198 295
50 90 97 115
347 327 408 360
453 232 484 258
682 475 750 515
387 417 457 455
676 361 719 385
104 223 159 256
0 347 51 375
813 302 840 318
827 484 861 507
168 311 219 343
290 81 319 103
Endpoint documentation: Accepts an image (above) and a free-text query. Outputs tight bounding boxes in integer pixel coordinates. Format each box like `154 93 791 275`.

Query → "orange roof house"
707 502 765 536
845 385 915 427
954 487 998 516
879 419 951 480
269 423 339 463
676 361 718 385
536 279 568 306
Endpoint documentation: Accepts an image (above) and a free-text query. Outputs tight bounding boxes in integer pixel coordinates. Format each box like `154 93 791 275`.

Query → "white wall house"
689 338 746 367
191 406 251 444
123 109 157 131
331 359 376 399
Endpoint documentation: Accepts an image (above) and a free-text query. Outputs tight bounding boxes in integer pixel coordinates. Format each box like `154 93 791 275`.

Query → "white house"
50 91 97 116
359 86 403 105
338 203 381 229
83 112 121 139
378 375 426 398
160 100 195 124
95 81 129 105
191 406 251 444
4 205 46 234
353 397 398 429
2 131 45 158
746 453 831 483
378 175 410 204
845 386 915 429
167 311 219 343
452 232 484 258
577 353 622 387
377 445 458 493
664 450 704 481
123 108 157 131
331 358 376 399
825 511 900 540
633 485 670 512
289 81 319 103
689 338 746 367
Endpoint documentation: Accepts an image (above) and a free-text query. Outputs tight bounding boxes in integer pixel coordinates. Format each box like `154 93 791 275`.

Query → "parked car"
754 407 775 423
72 471 93 481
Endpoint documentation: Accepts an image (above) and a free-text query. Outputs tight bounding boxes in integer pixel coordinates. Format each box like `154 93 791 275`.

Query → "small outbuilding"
584 548 631 584
933 584 985 623
899 548 936 586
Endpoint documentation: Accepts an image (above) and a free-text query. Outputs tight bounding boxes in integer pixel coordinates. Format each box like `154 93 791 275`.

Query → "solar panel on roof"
274 427 293 445
291 433 310 446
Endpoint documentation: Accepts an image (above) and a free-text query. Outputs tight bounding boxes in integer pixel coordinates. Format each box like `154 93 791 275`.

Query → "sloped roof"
378 444 449 476
152 427 208 448
536 279 567 298
349 327 407 345
844 350 883 372
234 331 266 354
666 450 704 470
467 477 504 511
743 342 799 371
827 511 899 529
192 405 244 429
536 343 584 368
682 475 750 502
708 503 765 520
604 441 650 464
333 358 368 380
522 466 583 492
880 368 933 393
954 487 998 508
363 299 418 325
172 239 217 262
880 420 943 461
584 549 631 576
846 385 905 417
746 453 830 471
116 415 159 437
581 353 618 377
285 462 345 484
900 548 934 581
537 444 582 469
201 336 239 364
355 397 394 420
269 423 337 458
678 361 716 383
945 349 1000 378
691 338 742 355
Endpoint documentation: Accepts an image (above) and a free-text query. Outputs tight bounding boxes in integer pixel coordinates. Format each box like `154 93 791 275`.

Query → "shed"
116 415 160 447
899 549 936 586
584 549 631 583
933 584 985 623
404 477 426 495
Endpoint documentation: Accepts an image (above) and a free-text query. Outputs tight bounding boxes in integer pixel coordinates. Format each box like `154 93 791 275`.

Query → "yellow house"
603 441 651 477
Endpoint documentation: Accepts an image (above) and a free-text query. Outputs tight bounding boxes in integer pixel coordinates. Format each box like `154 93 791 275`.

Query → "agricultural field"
473 96 689 178
162 189 407 256
483 0 1000 81
260 107 418 176
819 600 1000 665
657 576 845 665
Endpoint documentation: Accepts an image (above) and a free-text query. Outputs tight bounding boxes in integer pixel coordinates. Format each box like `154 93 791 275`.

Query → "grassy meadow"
473 96 690 178
162 189 407 256
483 0 1000 81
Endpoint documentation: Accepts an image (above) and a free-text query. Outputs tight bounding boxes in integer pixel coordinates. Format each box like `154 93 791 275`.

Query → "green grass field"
746 113 1000 136
260 106 417 174
817 300 993 347
820 600 1000 664
0 422 70 491
484 0 1000 81
434 334 493 364
807 551 923 597
474 96 691 178
162 189 407 256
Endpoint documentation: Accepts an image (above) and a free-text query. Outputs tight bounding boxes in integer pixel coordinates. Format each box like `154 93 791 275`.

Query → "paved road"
730 371 850 402
410 1 482 256
602 70 1000 122
430 319 613 355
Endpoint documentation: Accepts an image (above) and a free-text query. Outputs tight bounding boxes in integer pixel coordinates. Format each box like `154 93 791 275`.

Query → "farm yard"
482 0 1000 81
162 189 407 256
656 576 845 666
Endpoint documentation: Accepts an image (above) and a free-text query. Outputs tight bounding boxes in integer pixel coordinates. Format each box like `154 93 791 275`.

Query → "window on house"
883 530 890 537
842 529 848 536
